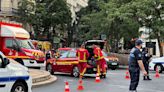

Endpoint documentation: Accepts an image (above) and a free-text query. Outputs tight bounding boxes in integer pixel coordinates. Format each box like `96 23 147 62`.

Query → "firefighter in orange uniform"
76 44 90 78
93 45 106 77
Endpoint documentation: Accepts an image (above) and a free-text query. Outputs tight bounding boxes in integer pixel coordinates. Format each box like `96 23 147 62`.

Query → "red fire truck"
0 21 45 68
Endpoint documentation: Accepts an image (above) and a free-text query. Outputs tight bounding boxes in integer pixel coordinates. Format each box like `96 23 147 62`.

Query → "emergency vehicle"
149 56 164 73
0 51 32 92
0 21 45 68
46 40 108 78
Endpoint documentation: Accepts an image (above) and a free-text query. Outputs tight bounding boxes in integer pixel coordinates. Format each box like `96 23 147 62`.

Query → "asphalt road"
33 69 164 92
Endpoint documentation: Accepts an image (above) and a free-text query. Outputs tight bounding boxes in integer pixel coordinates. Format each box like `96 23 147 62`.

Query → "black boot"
143 76 147 80
147 76 152 80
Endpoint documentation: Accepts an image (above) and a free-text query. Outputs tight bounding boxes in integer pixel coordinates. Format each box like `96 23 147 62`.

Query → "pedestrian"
76 44 90 79
142 47 152 80
46 50 52 61
128 39 147 92
93 45 107 78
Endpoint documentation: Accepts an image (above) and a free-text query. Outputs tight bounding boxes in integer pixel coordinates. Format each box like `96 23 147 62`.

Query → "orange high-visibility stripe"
84 52 86 61
6 56 30 59
80 68 87 76
78 52 80 57
56 61 79 65
98 49 100 59
97 65 101 75
79 60 87 62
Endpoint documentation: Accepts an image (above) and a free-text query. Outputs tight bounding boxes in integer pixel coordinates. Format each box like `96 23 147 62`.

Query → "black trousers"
129 68 140 91
144 63 149 74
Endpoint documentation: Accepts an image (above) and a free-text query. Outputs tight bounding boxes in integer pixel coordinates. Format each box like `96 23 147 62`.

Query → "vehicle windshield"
102 51 108 57
16 39 35 49
59 50 69 54
60 51 76 58
60 51 69 58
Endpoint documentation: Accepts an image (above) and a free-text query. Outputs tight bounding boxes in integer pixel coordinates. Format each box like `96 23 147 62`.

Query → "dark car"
102 51 119 70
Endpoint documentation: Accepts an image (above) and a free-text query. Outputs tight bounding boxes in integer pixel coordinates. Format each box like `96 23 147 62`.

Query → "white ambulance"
0 51 32 92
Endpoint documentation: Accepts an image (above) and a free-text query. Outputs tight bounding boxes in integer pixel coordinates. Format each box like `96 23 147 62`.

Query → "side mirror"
3 58 10 68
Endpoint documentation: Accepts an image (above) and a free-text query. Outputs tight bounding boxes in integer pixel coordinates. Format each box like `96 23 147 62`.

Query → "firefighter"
76 44 90 78
93 45 107 78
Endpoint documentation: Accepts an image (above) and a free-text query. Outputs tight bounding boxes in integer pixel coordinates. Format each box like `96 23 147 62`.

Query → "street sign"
101 34 107 40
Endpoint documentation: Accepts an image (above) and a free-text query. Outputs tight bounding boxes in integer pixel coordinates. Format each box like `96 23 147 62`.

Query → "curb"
32 75 57 88
29 69 57 88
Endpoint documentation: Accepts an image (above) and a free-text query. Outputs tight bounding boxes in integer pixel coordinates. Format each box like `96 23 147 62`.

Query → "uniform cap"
135 39 143 46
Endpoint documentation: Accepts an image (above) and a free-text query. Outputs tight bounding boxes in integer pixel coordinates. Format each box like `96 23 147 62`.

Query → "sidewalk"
29 69 57 88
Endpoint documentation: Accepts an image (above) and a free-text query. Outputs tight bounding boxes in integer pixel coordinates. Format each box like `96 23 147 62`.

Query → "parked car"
102 51 119 70
58 48 74 54
149 56 164 73
0 51 32 92
46 48 107 78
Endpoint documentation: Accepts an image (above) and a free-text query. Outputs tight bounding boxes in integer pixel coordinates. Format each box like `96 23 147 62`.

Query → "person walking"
142 47 152 80
76 44 90 78
128 39 147 92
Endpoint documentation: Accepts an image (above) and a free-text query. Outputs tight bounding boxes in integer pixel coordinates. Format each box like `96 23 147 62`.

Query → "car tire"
155 64 163 73
11 82 27 92
100 74 106 78
15 58 24 65
46 64 54 75
72 66 79 78
111 67 117 70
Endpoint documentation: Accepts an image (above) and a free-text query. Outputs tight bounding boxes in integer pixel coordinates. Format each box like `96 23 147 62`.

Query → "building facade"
0 0 18 18
0 0 35 19
139 26 164 57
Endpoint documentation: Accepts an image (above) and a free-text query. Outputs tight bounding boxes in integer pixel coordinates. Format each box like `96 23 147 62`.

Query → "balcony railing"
0 7 18 16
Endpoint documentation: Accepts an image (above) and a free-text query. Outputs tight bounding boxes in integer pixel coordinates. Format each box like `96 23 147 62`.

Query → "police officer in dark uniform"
142 47 152 80
128 39 147 92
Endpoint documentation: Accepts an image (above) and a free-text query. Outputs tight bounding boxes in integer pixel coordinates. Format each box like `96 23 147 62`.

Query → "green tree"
122 0 164 56
78 0 139 52
17 0 72 46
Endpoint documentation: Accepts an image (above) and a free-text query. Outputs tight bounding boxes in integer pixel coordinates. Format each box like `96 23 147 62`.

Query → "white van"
0 51 32 92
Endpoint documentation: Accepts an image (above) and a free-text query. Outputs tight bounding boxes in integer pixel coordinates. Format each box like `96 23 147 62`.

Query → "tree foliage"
17 0 72 43
78 0 164 55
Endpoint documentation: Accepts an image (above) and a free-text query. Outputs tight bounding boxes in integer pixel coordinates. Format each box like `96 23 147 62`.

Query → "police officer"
128 39 147 92
142 47 152 80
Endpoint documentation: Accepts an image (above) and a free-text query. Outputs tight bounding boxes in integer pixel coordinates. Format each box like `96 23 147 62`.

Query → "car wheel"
111 67 117 70
100 74 106 78
11 82 27 92
155 64 163 73
15 59 24 65
72 66 79 78
46 64 54 75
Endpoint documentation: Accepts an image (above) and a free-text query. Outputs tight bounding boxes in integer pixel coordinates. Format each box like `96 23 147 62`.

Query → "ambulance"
0 21 45 68
0 51 32 92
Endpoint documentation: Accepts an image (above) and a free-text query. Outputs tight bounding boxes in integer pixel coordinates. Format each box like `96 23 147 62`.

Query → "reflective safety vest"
76 48 89 62
93 47 104 60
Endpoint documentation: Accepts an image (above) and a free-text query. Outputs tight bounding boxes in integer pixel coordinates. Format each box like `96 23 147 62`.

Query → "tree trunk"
157 35 163 57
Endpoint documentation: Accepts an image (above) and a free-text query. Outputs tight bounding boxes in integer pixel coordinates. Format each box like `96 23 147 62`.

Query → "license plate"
111 63 117 65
